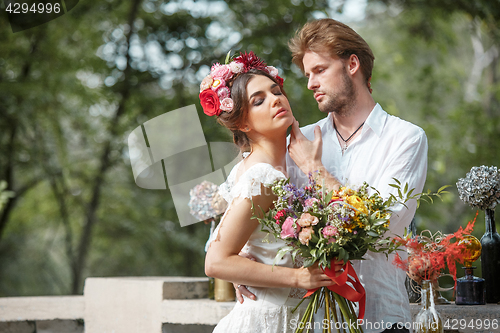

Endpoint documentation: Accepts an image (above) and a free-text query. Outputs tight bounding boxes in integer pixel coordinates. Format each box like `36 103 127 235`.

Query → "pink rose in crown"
281 217 299 239
220 98 233 112
199 89 221 116
297 212 319 227
267 66 279 78
211 64 232 81
210 63 222 73
299 227 314 246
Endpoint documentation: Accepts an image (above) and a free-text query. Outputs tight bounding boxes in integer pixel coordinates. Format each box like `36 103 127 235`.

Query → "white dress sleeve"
208 162 286 245
221 162 286 204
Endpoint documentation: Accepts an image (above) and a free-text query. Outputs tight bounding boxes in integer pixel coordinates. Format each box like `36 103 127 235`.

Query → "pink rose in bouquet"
280 216 299 239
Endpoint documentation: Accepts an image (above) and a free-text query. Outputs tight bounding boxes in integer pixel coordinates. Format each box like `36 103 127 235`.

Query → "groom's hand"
289 119 342 191
234 251 257 303
288 119 323 175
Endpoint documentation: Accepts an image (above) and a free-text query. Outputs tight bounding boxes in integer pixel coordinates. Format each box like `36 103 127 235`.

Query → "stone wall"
1 277 499 333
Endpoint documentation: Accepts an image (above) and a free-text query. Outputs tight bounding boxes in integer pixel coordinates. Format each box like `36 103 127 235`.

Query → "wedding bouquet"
255 173 429 333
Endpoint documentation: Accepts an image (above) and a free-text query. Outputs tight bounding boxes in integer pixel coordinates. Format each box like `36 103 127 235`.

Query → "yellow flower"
212 79 222 89
344 225 354 233
340 187 355 196
345 195 368 215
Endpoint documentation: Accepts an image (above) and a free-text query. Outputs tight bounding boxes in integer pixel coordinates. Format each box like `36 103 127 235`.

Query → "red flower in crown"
199 89 221 116
274 75 284 87
234 51 268 72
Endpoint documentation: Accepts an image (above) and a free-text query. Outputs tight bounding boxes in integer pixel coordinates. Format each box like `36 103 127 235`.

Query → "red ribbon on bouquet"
304 261 366 319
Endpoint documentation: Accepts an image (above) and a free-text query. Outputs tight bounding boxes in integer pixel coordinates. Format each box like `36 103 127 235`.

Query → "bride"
202 52 339 333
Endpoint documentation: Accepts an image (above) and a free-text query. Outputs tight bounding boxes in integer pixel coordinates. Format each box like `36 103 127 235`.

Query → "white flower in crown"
200 75 213 92
220 98 234 112
267 66 279 78
230 61 244 74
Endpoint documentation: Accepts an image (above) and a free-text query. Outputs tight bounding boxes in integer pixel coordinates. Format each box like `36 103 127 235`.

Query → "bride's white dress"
210 161 309 333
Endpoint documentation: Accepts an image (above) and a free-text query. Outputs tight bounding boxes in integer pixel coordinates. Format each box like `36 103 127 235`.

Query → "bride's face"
242 75 293 138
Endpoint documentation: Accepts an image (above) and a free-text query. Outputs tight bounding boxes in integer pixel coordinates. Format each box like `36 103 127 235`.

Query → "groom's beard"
318 66 357 117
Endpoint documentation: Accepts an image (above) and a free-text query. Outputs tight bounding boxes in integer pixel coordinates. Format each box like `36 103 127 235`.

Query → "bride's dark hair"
217 69 287 152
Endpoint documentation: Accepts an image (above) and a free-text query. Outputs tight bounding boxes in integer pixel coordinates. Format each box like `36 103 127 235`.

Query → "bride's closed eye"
253 98 264 106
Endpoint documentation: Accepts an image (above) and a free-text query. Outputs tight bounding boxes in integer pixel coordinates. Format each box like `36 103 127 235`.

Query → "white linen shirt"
286 103 428 333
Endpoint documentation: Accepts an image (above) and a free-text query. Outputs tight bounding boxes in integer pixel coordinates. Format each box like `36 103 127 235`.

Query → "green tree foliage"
0 0 328 296
360 0 500 236
1 0 498 296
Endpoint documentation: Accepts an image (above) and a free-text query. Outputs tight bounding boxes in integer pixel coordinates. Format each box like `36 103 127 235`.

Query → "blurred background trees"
0 0 498 296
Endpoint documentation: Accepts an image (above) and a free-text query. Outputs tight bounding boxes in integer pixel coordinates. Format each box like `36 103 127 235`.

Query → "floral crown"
199 51 284 117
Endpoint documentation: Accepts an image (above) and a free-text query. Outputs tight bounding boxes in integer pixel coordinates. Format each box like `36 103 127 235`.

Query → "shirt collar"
363 103 386 138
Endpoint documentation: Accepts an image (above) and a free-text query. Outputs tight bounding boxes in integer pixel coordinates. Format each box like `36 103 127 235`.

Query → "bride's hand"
295 262 342 290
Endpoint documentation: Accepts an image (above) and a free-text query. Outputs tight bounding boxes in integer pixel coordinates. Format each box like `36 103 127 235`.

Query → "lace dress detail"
218 162 286 203
211 161 310 333
289 254 308 299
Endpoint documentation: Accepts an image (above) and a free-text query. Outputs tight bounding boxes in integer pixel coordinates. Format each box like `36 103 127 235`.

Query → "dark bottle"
455 266 485 305
480 208 500 303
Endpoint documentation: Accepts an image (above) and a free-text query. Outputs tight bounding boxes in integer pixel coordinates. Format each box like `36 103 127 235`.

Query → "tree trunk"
71 0 142 294
0 31 42 241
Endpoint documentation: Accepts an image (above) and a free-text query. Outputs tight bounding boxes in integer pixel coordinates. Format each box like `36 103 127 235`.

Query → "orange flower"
393 214 477 286
299 227 314 245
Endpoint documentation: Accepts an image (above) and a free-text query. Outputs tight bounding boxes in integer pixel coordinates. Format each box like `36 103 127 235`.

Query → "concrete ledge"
0 320 84 333
84 276 210 333
1 278 498 333
161 299 235 325
162 323 216 333
0 296 84 321
410 303 500 333
160 277 209 299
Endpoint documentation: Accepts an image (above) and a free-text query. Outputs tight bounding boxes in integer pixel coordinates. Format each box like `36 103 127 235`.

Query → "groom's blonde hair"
289 18 374 83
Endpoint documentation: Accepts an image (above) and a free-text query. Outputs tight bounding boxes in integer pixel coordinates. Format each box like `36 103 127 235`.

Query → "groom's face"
303 51 356 116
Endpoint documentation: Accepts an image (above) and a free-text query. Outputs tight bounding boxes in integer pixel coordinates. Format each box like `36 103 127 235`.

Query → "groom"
239 18 428 333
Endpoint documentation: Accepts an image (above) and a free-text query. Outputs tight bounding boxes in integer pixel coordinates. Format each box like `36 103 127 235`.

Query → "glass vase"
431 279 450 305
415 280 443 333
480 208 500 303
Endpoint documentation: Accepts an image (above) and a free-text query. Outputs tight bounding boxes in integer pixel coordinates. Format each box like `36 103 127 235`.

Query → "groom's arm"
288 119 342 191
